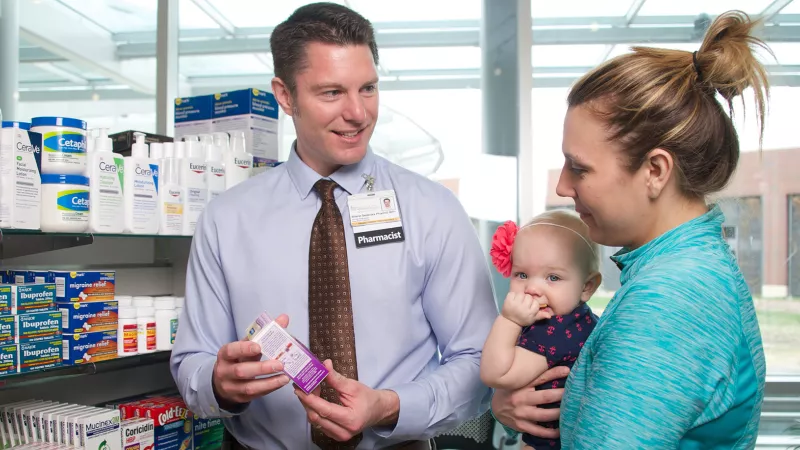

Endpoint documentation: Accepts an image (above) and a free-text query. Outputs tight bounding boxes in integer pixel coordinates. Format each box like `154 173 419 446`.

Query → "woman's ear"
580 272 603 303
643 148 675 200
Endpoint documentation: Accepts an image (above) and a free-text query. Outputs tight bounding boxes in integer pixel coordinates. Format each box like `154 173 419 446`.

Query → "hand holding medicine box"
244 312 329 394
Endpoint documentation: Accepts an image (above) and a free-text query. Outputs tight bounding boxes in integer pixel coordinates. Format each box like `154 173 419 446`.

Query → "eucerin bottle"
180 139 207 236
223 131 252 190
205 134 226 203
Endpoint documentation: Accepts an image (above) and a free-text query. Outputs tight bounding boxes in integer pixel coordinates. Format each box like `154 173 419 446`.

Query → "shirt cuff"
373 382 431 440
192 354 249 418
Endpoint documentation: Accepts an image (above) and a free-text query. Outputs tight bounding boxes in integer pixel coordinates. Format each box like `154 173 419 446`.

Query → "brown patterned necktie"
308 179 362 450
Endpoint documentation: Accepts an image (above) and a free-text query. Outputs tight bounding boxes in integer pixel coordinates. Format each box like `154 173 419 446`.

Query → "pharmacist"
170 3 497 450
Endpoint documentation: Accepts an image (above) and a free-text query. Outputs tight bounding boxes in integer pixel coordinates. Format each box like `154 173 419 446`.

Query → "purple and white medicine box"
243 312 328 394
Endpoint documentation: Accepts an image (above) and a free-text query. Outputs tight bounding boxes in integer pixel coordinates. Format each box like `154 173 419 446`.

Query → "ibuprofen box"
58 301 118 334
15 311 62 344
0 316 14 345
17 338 61 373
0 343 16 375
50 271 115 303
121 418 155 450
61 330 117 365
9 284 56 314
0 285 10 314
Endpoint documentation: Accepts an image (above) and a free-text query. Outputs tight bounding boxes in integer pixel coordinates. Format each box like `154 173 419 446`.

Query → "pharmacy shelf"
0 351 171 391
0 229 191 259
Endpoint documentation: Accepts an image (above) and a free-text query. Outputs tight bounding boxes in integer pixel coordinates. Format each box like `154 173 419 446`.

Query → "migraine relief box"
58 301 118 333
18 338 61 373
62 330 118 366
0 311 62 345
50 271 115 302
6 283 56 314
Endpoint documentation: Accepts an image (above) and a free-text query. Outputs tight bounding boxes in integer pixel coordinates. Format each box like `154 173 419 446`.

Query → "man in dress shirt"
170 2 497 449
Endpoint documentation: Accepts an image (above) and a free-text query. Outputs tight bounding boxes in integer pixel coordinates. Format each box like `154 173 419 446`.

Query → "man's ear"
580 272 602 303
271 77 295 116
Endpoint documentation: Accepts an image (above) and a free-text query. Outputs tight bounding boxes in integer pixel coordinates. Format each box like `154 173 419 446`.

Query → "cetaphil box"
0 126 43 230
174 95 213 141
211 88 280 164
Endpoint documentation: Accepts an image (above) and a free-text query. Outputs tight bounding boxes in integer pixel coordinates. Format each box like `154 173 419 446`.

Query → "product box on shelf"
62 330 118 365
76 408 122 450
120 398 193 450
174 95 214 139
58 300 118 334
0 127 43 230
17 338 61 373
0 343 16 375
14 310 63 344
192 417 225 450
110 130 173 157
121 417 155 450
0 285 9 316
49 271 115 303
8 283 56 315
211 88 280 165
10 270 52 285
0 316 13 345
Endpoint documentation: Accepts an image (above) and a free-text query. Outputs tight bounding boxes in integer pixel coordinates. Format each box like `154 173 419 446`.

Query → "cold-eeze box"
9 284 56 314
50 271 115 303
58 301 118 334
17 338 61 373
62 330 117 365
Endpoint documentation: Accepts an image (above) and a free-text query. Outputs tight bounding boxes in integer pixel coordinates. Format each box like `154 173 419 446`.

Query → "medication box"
0 127 42 230
50 271 115 303
0 316 13 345
15 311 62 343
0 285 9 316
17 338 61 373
212 88 280 164
244 311 328 394
121 399 192 450
62 330 118 365
0 344 16 375
192 417 224 450
77 409 121 450
10 270 51 285
58 301 118 334
121 418 155 450
10 284 56 314
174 95 213 139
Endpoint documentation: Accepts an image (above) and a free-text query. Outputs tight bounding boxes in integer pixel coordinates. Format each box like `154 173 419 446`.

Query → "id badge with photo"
347 190 405 248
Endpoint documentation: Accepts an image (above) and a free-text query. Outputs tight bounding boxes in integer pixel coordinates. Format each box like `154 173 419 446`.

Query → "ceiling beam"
190 0 236 36
761 0 796 23
18 0 154 94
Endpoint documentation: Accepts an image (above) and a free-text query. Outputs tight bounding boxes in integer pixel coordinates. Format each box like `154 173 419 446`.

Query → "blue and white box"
10 270 52 285
0 285 11 315
15 311 62 344
9 283 56 314
0 343 16 375
174 95 213 140
17 338 61 373
212 88 280 164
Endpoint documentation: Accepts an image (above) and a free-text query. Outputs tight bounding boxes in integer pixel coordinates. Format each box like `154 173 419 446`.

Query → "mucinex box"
58 301 118 334
15 311 62 344
76 409 121 450
17 339 61 373
0 127 42 230
9 284 56 315
211 88 280 164
62 330 117 365
50 271 115 303
0 344 16 375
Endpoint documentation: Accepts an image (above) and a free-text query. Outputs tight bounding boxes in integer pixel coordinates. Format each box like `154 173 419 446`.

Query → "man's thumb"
275 314 290 328
323 359 347 385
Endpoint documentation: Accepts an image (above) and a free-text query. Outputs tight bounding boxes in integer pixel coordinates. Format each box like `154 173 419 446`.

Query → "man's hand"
294 360 399 442
501 292 552 327
492 366 570 439
212 314 292 408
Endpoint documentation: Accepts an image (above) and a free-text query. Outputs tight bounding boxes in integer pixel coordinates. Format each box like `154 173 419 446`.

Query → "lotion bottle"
223 131 253 190
88 128 124 233
123 132 159 234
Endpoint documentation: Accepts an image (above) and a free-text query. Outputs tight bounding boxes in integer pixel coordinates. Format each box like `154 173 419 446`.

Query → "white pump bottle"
123 132 159 234
88 128 124 233
223 131 253 190
205 134 226 203
181 139 207 236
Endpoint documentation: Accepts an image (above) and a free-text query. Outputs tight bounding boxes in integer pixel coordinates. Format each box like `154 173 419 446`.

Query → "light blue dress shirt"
559 205 765 449
170 146 498 449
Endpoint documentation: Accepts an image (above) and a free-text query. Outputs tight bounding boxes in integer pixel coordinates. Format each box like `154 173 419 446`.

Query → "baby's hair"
521 209 600 274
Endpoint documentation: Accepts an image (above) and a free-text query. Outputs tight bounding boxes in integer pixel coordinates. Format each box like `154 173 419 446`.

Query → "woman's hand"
492 366 570 438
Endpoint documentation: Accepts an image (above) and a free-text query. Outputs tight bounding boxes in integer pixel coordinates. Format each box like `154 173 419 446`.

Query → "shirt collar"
285 141 377 199
610 204 725 285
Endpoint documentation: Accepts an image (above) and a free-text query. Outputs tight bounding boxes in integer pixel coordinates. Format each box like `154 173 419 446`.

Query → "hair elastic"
520 222 597 257
692 51 704 82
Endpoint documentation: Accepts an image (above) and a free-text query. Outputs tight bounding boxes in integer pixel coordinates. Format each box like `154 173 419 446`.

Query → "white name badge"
347 190 405 248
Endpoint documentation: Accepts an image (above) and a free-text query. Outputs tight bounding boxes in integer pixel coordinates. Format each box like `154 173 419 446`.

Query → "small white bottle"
88 128 125 234
133 295 153 308
136 306 156 354
205 142 225 204
174 296 184 320
159 156 184 235
123 132 159 234
115 295 133 307
181 140 207 236
149 142 165 190
118 306 139 357
224 131 253 190
154 297 177 351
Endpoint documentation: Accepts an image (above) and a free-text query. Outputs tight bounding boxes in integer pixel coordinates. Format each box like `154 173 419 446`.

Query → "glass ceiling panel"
208 0 345 28
782 0 800 14
349 0 480 22
532 45 609 67
19 64 68 83
379 47 481 72
532 0 632 18
637 0 774 16
59 0 218 32
179 54 271 77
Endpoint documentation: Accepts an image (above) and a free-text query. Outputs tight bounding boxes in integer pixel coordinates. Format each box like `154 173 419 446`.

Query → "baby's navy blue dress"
517 303 598 449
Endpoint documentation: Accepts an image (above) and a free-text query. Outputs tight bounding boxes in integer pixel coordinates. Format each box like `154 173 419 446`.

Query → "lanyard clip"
362 174 375 192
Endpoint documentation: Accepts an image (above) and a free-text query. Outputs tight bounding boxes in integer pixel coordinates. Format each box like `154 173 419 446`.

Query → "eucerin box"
244 311 328 394
17 338 61 373
49 271 115 303
0 343 16 375
62 330 117 366
58 301 118 334
15 311 62 344
121 418 154 450
9 284 56 314
173 95 213 140
0 126 42 230
211 88 280 164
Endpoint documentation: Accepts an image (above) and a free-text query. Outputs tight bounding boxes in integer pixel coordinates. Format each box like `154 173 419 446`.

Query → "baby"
480 210 602 450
